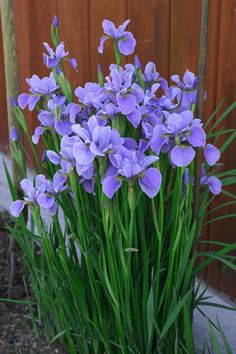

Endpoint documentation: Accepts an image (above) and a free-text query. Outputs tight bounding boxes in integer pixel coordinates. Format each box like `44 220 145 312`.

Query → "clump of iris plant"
8 17 234 354
10 16 221 217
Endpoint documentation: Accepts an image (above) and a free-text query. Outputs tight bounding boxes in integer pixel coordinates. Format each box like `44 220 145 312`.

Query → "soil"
0 208 67 354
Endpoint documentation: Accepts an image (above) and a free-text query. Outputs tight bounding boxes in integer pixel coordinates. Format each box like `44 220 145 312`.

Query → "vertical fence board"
208 0 236 298
57 0 90 88
170 0 201 78
127 0 170 78
89 0 127 81
14 0 57 145
0 14 8 149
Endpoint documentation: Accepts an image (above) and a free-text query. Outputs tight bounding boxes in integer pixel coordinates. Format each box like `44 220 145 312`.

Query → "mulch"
0 208 66 354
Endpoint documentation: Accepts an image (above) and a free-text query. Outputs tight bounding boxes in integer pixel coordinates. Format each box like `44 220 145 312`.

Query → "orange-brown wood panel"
202 0 222 282
13 0 57 162
127 0 171 79
170 0 201 78
0 14 8 150
14 0 57 137
170 0 229 287
208 0 236 299
57 0 90 88
170 0 221 117
89 0 128 82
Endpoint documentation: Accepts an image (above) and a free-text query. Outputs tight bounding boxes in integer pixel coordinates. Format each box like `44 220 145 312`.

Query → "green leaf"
147 285 154 343
208 320 223 354
216 317 233 354
204 98 225 129
3 159 18 200
183 304 195 353
209 100 236 134
159 289 192 342
220 131 236 153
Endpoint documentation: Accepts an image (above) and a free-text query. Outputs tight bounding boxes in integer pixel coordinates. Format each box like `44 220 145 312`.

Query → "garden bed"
0 211 66 354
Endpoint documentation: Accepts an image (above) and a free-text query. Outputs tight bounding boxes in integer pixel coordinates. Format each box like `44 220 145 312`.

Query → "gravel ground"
0 302 66 354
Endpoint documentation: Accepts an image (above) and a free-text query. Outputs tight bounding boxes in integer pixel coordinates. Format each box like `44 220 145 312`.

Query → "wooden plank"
14 0 57 137
127 0 171 78
89 0 127 81
170 0 225 285
208 0 236 299
198 0 222 283
0 14 8 149
57 0 90 87
170 0 201 78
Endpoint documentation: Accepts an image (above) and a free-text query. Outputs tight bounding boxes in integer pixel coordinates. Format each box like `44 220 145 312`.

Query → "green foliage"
5 74 236 354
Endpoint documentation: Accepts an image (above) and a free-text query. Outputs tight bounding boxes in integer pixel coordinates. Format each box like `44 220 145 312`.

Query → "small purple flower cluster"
10 172 67 217
10 18 222 217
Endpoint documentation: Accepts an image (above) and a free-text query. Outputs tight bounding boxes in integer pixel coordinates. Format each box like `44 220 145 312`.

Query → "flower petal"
28 95 40 111
55 120 72 135
170 145 196 167
10 200 24 217
118 32 136 55
73 142 95 165
204 144 220 166
46 150 61 165
102 175 122 198
139 168 162 198
187 126 206 147
102 19 117 37
98 35 109 54
127 109 141 127
208 176 222 195
116 92 136 115
18 93 29 109
167 113 184 133
37 193 55 209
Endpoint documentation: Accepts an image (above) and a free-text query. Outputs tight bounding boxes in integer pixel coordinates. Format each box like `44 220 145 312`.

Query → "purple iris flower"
18 73 58 111
151 110 206 167
10 177 42 217
144 62 160 83
9 127 19 142
33 95 72 143
105 68 144 126
36 172 67 213
102 146 162 198
75 82 107 109
47 135 77 174
200 165 222 195
171 70 202 109
72 116 122 174
43 42 78 71
204 143 220 166
10 173 67 218
43 42 68 68
96 102 120 122
98 19 136 55
65 102 84 125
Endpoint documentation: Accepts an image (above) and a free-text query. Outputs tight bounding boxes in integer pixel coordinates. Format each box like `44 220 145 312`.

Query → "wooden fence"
0 0 236 298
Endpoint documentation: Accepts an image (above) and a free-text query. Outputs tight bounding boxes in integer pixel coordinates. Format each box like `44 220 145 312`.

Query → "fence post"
1 0 25 297
1 0 24 190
